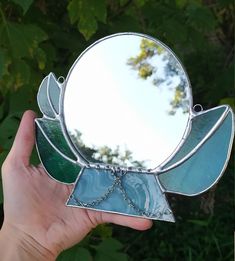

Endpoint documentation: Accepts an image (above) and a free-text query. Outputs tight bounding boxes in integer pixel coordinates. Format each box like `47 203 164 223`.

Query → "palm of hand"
1 111 151 257
2 162 94 255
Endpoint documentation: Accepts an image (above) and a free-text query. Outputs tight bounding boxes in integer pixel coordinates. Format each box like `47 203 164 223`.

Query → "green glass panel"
36 125 81 183
48 73 60 114
68 168 174 222
36 118 77 161
159 110 233 195
37 76 55 118
163 106 228 168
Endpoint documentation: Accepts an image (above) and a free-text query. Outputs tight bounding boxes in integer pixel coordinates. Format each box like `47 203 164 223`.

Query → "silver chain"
70 168 171 218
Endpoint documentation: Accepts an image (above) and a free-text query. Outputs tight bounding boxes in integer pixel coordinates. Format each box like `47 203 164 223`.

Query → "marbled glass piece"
67 168 174 222
159 110 233 195
162 105 228 169
122 173 173 221
37 75 55 118
47 73 60 114
36 124 81 183
36 118 77 161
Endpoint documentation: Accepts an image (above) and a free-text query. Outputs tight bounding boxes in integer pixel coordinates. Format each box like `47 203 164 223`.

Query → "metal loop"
193 104 203 113
57 76 65 84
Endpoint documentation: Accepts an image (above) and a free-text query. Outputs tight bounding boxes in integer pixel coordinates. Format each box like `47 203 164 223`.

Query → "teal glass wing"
36 120 81 184
47 73 60 114
37 73 60 118
67 168 175 222
36 118 77 161
162 105 228 169
158 109 234 195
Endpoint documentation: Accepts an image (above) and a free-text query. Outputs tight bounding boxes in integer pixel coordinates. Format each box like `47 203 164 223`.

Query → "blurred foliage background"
0 0 234 260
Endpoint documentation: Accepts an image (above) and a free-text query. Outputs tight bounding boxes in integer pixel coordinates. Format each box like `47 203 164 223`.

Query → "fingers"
101 212 152 231
7 110 37 166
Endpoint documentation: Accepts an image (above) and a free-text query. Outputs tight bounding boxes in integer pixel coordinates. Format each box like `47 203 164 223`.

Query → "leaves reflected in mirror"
127 39 189 115
69 130 146 168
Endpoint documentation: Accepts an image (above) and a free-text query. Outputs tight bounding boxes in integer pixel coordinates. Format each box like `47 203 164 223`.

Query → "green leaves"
11 0 33 14
94 238 128 261
220 98 235 111
175 0 187 9
57 245 92 261
0 48 6 78
0 18 47 90
12 59 30 87
1 23 47 59
57 238 128 261
0 113 21 151
0 0 234 259
68 0 107 40
186 3 217 32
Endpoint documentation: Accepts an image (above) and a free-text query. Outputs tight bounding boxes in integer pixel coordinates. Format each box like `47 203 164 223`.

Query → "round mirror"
63 33 192 170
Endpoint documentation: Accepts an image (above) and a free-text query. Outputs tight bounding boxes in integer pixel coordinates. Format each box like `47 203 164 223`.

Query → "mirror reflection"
64 34 191 169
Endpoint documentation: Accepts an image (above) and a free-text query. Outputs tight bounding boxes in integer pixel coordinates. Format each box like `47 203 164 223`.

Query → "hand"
0 111 152 260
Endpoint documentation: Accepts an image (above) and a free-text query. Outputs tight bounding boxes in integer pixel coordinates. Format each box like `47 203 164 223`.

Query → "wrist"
0 223 56 261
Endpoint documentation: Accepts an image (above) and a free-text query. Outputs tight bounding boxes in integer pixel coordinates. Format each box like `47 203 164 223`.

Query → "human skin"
0 111 152 260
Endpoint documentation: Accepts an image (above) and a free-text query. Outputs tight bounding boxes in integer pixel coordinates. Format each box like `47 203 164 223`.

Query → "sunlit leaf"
68 0 107 40
78 14 98 40
90 0 107 23
67 0 79 24
30 47 46 70
12 59 30 88
220 98 235 111
175 0 187 8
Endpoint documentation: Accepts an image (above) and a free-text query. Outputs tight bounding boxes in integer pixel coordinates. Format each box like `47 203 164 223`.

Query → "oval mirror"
63 33 192 170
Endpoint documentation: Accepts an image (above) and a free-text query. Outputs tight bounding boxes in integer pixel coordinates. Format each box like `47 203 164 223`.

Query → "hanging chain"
70 167 171 218
70 170 124 208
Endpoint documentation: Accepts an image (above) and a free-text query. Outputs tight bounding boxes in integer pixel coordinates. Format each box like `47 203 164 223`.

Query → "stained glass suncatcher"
35 33 234 222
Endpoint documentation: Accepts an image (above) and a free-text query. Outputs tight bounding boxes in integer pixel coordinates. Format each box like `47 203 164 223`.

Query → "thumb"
101 212 153 231
7 110 37 166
